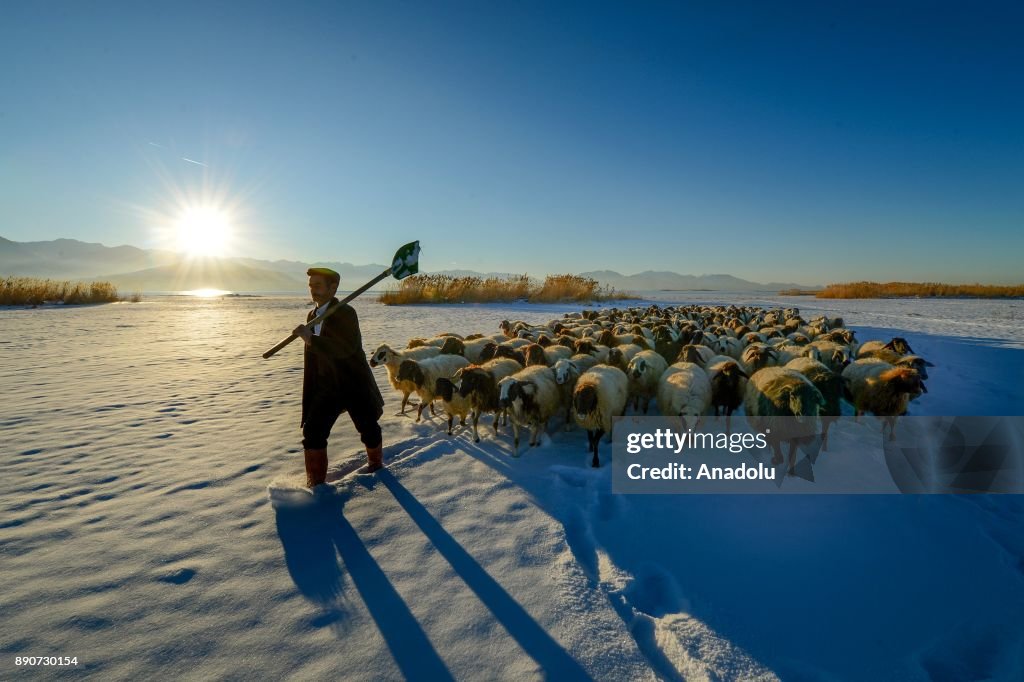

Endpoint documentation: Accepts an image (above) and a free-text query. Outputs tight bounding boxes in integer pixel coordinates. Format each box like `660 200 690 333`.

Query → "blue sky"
2 1 1022 284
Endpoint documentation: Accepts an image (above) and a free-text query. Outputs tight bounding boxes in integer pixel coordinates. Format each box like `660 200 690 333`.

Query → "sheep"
808 339 852 373
743 367 825 475
479 342 527 366
784 357 842 451
434 377 472 435
522 343 549 367
439 336 466 356
369 343 441 415
573 339 611 363
841 361 927 440
462 337 493 363
713 335 744 360
704 355 748 424
543 344 573 366
740 343 778 377
626 350 669 414
856 337 914 358
676 343 716 366
573 365 629 468
497 365 563 454
407 333 464 348
657 362 713 429
768 343 816 366
856 348 935 379
395 354 470 422
455 358 524 442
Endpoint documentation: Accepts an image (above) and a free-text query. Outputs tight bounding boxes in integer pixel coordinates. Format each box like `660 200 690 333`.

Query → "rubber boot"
304 448 328 488
365 444 384 473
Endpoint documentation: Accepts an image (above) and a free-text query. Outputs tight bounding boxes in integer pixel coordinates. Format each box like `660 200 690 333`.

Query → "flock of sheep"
368 304 932 471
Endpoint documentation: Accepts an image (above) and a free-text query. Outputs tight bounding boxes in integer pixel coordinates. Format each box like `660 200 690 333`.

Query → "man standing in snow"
292 267 385 486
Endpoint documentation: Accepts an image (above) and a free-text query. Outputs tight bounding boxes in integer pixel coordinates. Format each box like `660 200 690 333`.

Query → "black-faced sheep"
573 365 629 468
704 355 748 421
455 358 524 442
434 377 471 435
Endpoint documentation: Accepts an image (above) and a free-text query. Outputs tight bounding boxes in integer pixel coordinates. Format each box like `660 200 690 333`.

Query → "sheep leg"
472 410 481 443
591 429 604 468
430 401 437 416
770 441 783 466
400 392 409 415
510 422 520 456
416 402 425 423
821 417 833 451
787 439 798 476
447 415 454 436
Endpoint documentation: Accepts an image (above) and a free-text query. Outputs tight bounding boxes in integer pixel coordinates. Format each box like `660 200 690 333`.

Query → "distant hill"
0 237 177 278
1 237 820 292
578 270 819 292
105 260 305 292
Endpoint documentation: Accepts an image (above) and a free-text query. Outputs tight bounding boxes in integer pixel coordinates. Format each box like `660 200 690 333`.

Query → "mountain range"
0 237 819 293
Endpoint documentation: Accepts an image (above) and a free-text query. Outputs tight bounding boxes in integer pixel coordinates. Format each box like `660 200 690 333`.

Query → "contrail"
147 141 165 149
181 157 208 167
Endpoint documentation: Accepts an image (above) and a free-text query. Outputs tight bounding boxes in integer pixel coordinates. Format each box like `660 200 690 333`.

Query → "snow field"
2 294 1023 680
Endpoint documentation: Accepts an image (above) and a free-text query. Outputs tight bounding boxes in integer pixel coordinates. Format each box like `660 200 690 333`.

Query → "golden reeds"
811 282 1024 299
0 276 128 306
379 274 631 305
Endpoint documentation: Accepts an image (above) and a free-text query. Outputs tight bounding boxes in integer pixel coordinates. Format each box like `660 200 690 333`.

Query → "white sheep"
573 365 629 468
497 365 562 455
395 354 470 422
626 350 669 414
369 343 441 415
656 361 712 428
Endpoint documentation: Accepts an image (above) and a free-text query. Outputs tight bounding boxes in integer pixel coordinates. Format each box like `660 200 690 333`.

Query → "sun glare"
176 206 232 257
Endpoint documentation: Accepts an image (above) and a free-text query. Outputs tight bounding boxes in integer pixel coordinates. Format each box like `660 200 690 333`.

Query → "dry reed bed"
379 274 630 305
1 276 138 305
812 282 1024 299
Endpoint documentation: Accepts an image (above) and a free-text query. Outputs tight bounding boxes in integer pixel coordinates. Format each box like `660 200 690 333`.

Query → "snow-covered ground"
2 293 1023 680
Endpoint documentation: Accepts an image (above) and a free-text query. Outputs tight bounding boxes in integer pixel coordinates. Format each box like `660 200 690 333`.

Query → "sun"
176 206 232 257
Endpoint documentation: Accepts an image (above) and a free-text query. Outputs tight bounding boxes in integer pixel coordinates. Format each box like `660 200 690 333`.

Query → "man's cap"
307 267 340 286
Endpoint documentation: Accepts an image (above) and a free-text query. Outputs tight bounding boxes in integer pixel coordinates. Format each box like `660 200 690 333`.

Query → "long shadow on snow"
378 470 592 681
448 428 1024 680
275 492 454 681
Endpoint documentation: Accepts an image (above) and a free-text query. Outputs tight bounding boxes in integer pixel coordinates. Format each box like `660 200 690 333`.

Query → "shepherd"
292 267 385 485
263 241 420 487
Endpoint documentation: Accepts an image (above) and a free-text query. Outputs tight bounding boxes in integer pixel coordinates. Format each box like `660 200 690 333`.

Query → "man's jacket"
301 298 385 426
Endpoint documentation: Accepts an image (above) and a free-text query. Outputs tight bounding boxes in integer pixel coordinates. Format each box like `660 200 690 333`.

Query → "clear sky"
2 1 1022 284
